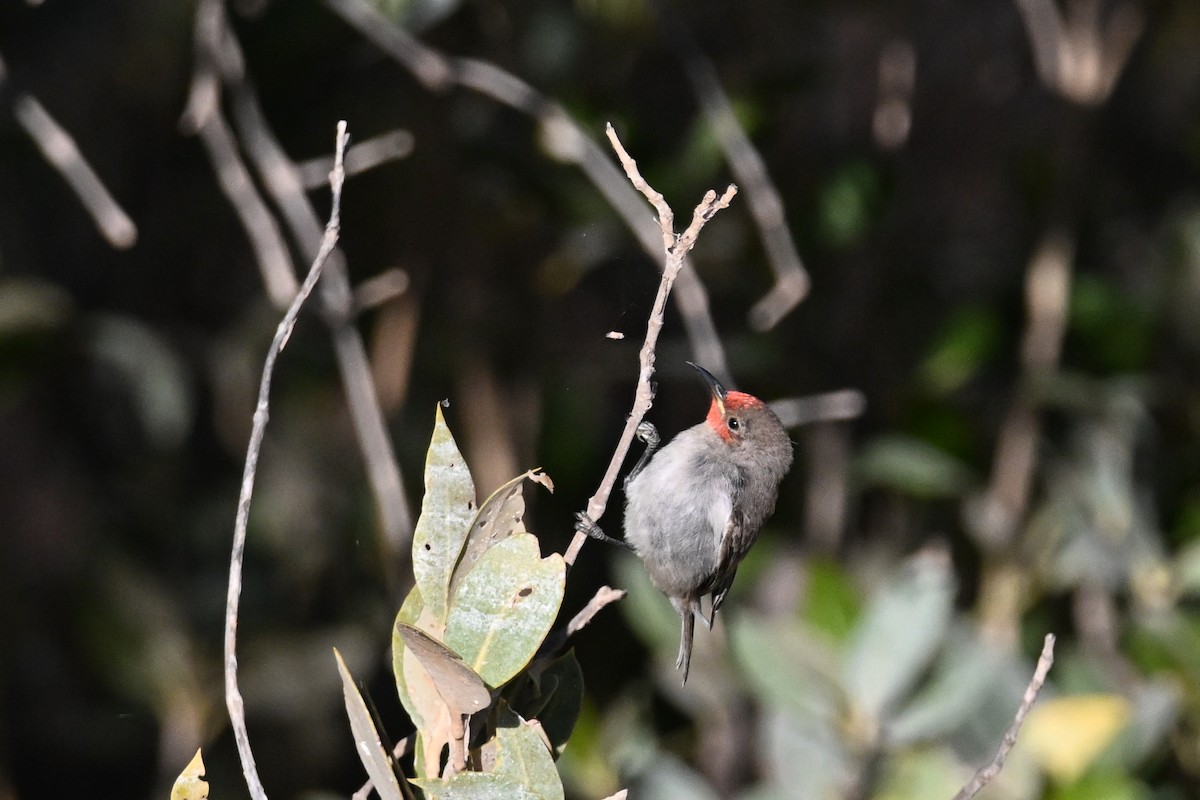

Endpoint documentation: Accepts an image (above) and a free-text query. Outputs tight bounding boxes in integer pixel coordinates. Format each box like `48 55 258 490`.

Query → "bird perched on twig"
577 362 793 683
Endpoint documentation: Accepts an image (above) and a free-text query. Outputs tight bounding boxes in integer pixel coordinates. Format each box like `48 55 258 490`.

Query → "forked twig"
225 122 350 800
564 125 736 567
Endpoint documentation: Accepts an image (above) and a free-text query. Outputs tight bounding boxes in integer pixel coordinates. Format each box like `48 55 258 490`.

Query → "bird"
576 362 793 683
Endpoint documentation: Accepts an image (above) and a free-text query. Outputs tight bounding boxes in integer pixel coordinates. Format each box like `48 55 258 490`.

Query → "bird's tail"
676 599 696 684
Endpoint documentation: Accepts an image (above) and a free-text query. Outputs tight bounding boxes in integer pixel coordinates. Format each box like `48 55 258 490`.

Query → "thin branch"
322 0 733 383
952 633 1056 800
540 585 628 655
225 121 350 800
564 125 736 567
0 51 137 250
195 1 414 562
296 128 415 189
659 8 811 330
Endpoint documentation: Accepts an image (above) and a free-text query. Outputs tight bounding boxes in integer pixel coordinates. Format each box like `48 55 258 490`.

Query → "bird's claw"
635 421 660 448
574 511 633 550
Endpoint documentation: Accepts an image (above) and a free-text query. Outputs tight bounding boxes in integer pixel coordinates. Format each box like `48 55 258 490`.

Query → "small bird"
577 362 793 682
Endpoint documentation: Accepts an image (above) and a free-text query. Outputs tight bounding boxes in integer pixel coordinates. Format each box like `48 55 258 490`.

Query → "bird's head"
688 361 773 446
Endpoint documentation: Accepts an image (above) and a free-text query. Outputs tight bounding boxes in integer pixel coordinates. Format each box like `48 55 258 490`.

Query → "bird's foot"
635 420 660 449
574 512 633 550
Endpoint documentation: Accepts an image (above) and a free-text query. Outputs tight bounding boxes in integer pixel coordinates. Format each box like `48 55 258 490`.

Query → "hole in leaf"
517 587 533 598
424 543 432 551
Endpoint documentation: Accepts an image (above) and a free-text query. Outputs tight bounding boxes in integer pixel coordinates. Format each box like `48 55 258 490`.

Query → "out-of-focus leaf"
918 307 1002 395
333 648 405 800
874 747 964 800
412 771 545 799
1043 770 1150 800
170 749 208 800
1023 694 1131 784
396 623 492 718
843 551 955 721
631 753 721 800
85 314 194 450
445 533 565 687
817 160 883 249
730 614 842 719
449 469 552 601
412 405 478 627
1093 680 1179 772
614 550 680 654
761 709 853 800
803 558 861 642
855 435 973 499
887 625 1004 745
0 277 71 334
493 707 564 800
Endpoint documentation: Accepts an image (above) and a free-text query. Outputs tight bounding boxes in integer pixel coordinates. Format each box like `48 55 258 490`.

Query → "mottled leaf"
843 551 955 720
493 707 564 800
170 749 208 800
450 469 552 602
413 405 478 625
411 771 544 800
855 434 973 499
333 648 405 800
445 533 566 687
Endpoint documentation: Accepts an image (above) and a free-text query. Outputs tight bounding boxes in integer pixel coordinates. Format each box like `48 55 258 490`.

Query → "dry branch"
952 633 1056 800
564 125 736 567
225 121 350 800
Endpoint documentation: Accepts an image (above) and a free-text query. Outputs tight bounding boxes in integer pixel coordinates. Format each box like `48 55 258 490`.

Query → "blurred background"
2 0 1200 798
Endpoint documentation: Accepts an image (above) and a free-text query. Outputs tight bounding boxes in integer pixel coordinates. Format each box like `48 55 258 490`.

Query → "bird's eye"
727 417 740 431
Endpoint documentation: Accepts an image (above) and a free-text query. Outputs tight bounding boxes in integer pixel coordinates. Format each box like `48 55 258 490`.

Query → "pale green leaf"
412 771 544 799
333 648 405 800
445 533 565 687
412 405 478 626
730 615 842 720
396 622 492 718
450 469 553 601
493 707 564 800
843 552 955 720
855 435 973 499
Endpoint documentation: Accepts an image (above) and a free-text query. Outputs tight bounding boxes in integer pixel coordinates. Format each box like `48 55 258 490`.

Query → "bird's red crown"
706 391 766 441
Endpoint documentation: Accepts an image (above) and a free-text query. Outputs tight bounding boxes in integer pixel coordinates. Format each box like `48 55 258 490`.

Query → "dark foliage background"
2 0 1199 798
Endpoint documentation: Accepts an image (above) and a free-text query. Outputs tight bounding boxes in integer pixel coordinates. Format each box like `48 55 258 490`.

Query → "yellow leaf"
170 749 208 800
1022 694 1130 783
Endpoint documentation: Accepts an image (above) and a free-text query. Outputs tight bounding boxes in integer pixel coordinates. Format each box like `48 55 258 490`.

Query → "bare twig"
296 128 415 189
770 389 867 429
564 125 736 567
952 633 1056 800
660 10 811 331
322 0 732 382
193 1 414 562
226 121 350 800
540 585 628 655
0 51 137 250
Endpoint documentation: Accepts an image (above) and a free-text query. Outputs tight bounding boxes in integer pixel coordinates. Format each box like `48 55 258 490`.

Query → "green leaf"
855 435 974 499
843 552 955 721
450 469 553 602
445 533 566 687
412 772 544 800
493 707 564 800
918 307 1001 395
170 749 208 800
886 625 1005 745
730 614 842 719
333 648 405 800
413 405 478 627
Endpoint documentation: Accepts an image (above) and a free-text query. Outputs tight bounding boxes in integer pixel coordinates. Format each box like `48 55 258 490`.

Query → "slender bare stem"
952 633 1056 800
564 125 736 567
225 122 350 800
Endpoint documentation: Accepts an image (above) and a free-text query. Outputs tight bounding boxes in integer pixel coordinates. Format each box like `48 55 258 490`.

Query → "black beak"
686 361 727 406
